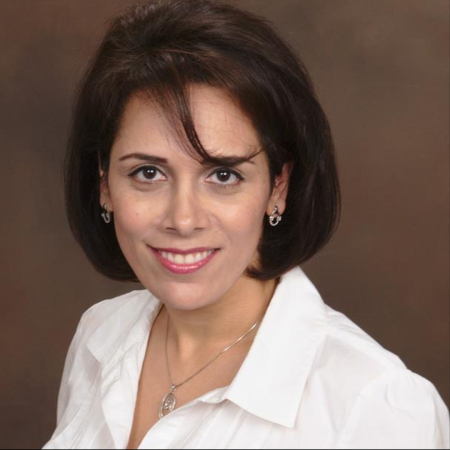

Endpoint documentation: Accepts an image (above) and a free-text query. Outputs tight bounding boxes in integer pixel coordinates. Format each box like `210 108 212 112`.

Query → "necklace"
158 308 266 419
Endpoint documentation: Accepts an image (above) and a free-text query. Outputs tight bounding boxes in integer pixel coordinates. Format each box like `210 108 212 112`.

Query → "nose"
162 185 209 235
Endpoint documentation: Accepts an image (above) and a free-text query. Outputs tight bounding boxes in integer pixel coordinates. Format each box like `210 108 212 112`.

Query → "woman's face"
100 85 291 311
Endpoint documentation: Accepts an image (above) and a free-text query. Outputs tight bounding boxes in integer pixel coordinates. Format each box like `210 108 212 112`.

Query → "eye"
208 168 245 188
129 166 164 183
128 166 245 189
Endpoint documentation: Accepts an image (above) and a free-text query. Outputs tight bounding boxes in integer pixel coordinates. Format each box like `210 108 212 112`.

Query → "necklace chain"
164 309 265 392
159 287 277 420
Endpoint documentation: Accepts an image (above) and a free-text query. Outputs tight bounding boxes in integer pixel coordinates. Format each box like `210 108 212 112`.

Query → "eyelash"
128 165 245 189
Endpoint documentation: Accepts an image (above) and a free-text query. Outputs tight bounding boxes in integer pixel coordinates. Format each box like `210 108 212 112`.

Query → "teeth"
159 250 214 265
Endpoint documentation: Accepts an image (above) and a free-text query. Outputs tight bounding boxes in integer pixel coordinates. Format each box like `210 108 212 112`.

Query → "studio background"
0 1 448 448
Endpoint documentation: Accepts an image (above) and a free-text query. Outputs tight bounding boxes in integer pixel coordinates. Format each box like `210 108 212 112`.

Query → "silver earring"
269 206 282 226
101 204 112 224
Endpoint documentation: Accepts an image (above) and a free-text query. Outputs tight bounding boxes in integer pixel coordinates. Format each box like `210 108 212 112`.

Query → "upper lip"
151 247 219 255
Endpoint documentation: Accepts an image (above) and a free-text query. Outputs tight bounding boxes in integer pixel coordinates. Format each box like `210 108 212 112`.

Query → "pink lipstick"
150 247 220 275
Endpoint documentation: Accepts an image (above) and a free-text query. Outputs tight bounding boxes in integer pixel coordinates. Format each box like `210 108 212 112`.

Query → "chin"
161 292 219 312
165 302 212 313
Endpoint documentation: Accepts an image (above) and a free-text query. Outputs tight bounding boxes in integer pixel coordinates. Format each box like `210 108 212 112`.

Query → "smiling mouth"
150 246 220 274
155 248 218 264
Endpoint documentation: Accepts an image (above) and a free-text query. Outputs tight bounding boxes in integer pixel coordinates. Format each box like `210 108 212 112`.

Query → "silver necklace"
158 309 266 419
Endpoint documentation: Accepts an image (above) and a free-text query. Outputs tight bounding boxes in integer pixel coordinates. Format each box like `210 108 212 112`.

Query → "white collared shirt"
42 266 449 449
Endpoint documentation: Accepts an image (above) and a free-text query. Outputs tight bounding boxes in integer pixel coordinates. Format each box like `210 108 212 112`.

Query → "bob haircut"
65 0 341 283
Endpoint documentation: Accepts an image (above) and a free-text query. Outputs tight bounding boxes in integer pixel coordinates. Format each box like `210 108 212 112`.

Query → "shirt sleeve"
336 368 450 449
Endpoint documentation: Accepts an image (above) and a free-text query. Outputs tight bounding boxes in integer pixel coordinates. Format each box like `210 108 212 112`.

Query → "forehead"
112 85 261 162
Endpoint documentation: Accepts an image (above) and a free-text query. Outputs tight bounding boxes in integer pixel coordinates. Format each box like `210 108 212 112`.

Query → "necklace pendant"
159 385 177 419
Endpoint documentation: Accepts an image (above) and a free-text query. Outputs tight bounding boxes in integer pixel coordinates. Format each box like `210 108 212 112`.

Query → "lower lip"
150 247 220 274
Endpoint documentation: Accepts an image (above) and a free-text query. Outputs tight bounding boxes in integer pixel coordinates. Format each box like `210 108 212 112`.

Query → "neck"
160 276 280 364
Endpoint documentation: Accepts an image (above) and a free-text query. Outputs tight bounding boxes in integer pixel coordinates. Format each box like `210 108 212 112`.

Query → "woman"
43 0 449 448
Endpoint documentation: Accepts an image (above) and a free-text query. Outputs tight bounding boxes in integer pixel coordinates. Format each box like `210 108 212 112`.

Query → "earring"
101 204 112 224
269 206 282 226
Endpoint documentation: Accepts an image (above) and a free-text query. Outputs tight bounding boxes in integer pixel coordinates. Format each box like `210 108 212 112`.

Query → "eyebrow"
118 152 256 167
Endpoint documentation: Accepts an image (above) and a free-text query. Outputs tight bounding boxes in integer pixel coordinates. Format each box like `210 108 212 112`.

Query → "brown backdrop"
0 1 448 448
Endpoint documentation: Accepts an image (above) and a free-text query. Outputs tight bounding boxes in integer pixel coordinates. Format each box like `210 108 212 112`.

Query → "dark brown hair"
65 0 341 282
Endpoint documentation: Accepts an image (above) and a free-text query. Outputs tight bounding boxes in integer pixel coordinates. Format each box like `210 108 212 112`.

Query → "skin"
99 84 292 367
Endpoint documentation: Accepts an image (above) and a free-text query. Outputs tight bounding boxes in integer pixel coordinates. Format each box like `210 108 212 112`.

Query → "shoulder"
312 305 449 448
335 367 450 448
52 288 153 430
76 288 151 339
81 288 150 318
308 304 410 401
322 305 408 375
57 288 155 387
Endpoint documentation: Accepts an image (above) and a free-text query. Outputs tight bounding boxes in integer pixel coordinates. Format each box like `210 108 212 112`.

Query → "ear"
98 161 112 212
267 161 293 216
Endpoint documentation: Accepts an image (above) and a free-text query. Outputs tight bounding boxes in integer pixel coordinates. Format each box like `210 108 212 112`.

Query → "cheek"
110 187 268 249
112 203 153 269
112 199 150 240
219 198 265 248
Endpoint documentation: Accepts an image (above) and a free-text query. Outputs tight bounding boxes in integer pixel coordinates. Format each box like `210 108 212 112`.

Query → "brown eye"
216 170 234 182
141 167 157 180
209 168 244 188
129 166 165 183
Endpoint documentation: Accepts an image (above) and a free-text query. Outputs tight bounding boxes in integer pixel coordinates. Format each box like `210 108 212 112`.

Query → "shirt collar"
86 266 329 429
221 266 329 428
85 291 161 368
